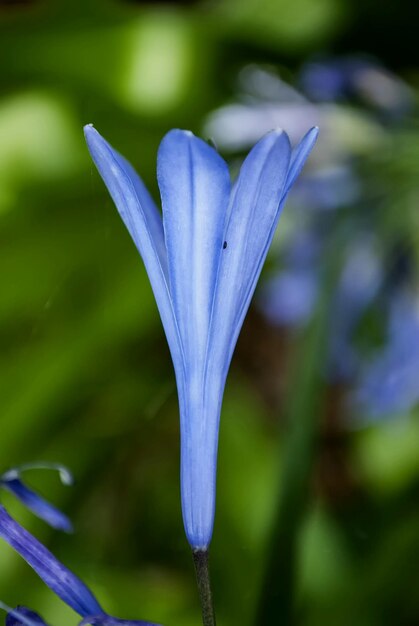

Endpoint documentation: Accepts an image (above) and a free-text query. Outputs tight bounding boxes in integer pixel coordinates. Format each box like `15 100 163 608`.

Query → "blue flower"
0 464 73 533
292 165 360 212
259 224 383 383
354 291 419 418
327 235 382 381
0 506 161 626
300 57 413 117
258 227 321 329
260 268 319 329
84 125 318 549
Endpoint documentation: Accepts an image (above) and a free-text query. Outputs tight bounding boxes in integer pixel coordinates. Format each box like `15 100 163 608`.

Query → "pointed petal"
157 130 230 368
180 130 292 549
80 615 161 626
0 478 72 532
207 129 292 379
84 125 183 372
5 606 48 626
183 129 317 548
0 506 103 618
157 130 231 550
283 126 319 196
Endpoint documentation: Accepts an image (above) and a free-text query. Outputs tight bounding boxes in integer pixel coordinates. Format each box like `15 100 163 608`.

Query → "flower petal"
283 126 319 197
180 129 293 549
157 129 230 368
0 506 103 618
181 129 317 548
207 129 292 381
157 130 231 549
84 125 183 372
5 606 48 626
0 478 72 533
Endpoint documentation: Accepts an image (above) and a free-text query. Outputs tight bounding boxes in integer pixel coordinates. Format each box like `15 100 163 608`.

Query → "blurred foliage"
0 1 419 625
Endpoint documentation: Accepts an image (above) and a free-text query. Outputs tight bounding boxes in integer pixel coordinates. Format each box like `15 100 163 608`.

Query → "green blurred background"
1 0 419 625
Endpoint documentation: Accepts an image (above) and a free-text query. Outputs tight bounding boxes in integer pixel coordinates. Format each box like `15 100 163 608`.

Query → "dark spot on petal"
223 241 227 249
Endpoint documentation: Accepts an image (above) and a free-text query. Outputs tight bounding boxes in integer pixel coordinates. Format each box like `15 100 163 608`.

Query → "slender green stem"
193 549 216 626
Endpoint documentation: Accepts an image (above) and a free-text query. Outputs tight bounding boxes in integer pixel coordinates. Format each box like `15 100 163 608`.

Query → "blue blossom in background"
212 61 411 406
0 506 161 626
292 165 360 212
84 124 318 549
260 267 318 329
203 63 385 156
259 228 321 328
300 57 413 117
354 291 419 418
0 464 73 533
327 235 383 381
258 227 383 383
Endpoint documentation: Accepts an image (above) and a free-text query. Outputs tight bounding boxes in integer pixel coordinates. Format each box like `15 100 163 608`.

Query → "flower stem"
193 549 216 626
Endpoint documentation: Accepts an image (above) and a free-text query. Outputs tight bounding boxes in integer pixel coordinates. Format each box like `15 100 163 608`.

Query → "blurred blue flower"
259 230 383 382
292 165 360 212
204 63 385 157
300 57 413 117
0 464 73 533
258 226 321 329
259 268 319 328
354 292 419 417
327 236 383 381
300 59 350 102
206 59 417 425
0 506 160 626
84 124 318 549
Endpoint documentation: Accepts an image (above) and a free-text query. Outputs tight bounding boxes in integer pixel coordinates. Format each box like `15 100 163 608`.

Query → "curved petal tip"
308 125 320 140
83 124 102 147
